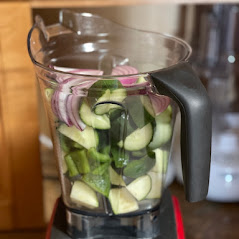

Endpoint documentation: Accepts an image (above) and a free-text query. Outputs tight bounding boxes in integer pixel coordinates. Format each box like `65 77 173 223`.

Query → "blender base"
46 189 184 239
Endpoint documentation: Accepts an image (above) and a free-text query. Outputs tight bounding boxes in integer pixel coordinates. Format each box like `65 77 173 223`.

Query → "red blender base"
46 189 185 239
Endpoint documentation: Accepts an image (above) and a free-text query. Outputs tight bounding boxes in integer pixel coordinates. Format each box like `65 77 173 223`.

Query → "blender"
27 10 211 239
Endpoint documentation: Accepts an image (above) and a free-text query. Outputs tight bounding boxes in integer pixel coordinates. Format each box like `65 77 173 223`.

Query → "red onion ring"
49 67 101 130
66 95 86 130
148 92 171 116
111 65 138 85
123 81 150 88
58 92 73 126
52 66 103 83
51 90 61 120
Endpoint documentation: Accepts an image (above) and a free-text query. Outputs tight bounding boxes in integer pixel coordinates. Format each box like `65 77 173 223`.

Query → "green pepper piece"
69 150 90 174
72 142 84 149
60 134 71 154
111 147 129 168
87 147 111 163
101 145 111 155
59 134 84 153
82 172 110 197
65 155 79 177
92 163 109 176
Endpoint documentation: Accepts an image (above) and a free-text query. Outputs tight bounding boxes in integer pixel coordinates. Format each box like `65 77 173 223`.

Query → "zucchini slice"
94 88 127 115
140 95 155 118
58 124 98 149
70 181 99 209
126 175 152 201
146 172 162 199
79 100 110 130
149 123 172 150
119 123 153 151
94 89 111 115
109 166 125 186
151 149 169 173
109 187 139 215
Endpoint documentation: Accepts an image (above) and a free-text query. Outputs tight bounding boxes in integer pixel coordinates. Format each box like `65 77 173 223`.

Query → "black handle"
150 62 212 202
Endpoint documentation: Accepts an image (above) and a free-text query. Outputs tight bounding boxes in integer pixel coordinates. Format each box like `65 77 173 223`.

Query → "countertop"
0 181 239 239
170 182 239 239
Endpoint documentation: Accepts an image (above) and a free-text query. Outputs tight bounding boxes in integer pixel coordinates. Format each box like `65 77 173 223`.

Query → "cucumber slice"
109 166 125 186
70 181 99 209
79 100 110 130
151 149 169 173
109 188 139 215
94 89 111 115
140 95 155 118
136 76 147 83
94 88 127 115
146 172 162 199
111 88 127 101
58 124 98 149
155 105 172 123
149 123 172 150
120 123 153 151
126 175 152 201
123 155 155 178
65 155 79 177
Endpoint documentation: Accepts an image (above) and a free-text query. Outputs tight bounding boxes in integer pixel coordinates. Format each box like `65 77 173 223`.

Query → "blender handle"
150 62 212 202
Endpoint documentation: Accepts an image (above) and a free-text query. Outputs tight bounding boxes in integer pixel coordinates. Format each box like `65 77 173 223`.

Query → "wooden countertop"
170 182 239 239
1 180 239 238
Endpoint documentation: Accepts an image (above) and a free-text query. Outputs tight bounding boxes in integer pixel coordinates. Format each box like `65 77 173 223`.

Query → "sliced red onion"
123 81 149 88
50 68 99 129
53 66 103 83
60 77 98 93
71 81 97 96
51 90 85 130
112 65 138 75
58 92 73 126
148 92 171 116
111 65 138 85
126 88 148 96
51 91 61 120
66 95 86 130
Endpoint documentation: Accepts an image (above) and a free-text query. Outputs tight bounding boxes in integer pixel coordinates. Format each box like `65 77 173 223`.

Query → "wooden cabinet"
0 2 44 230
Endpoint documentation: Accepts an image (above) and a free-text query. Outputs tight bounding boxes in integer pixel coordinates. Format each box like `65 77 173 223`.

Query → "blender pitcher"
28 10 211 239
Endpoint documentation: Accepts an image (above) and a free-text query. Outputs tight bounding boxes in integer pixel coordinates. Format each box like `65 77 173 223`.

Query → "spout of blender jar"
150 62 212 202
